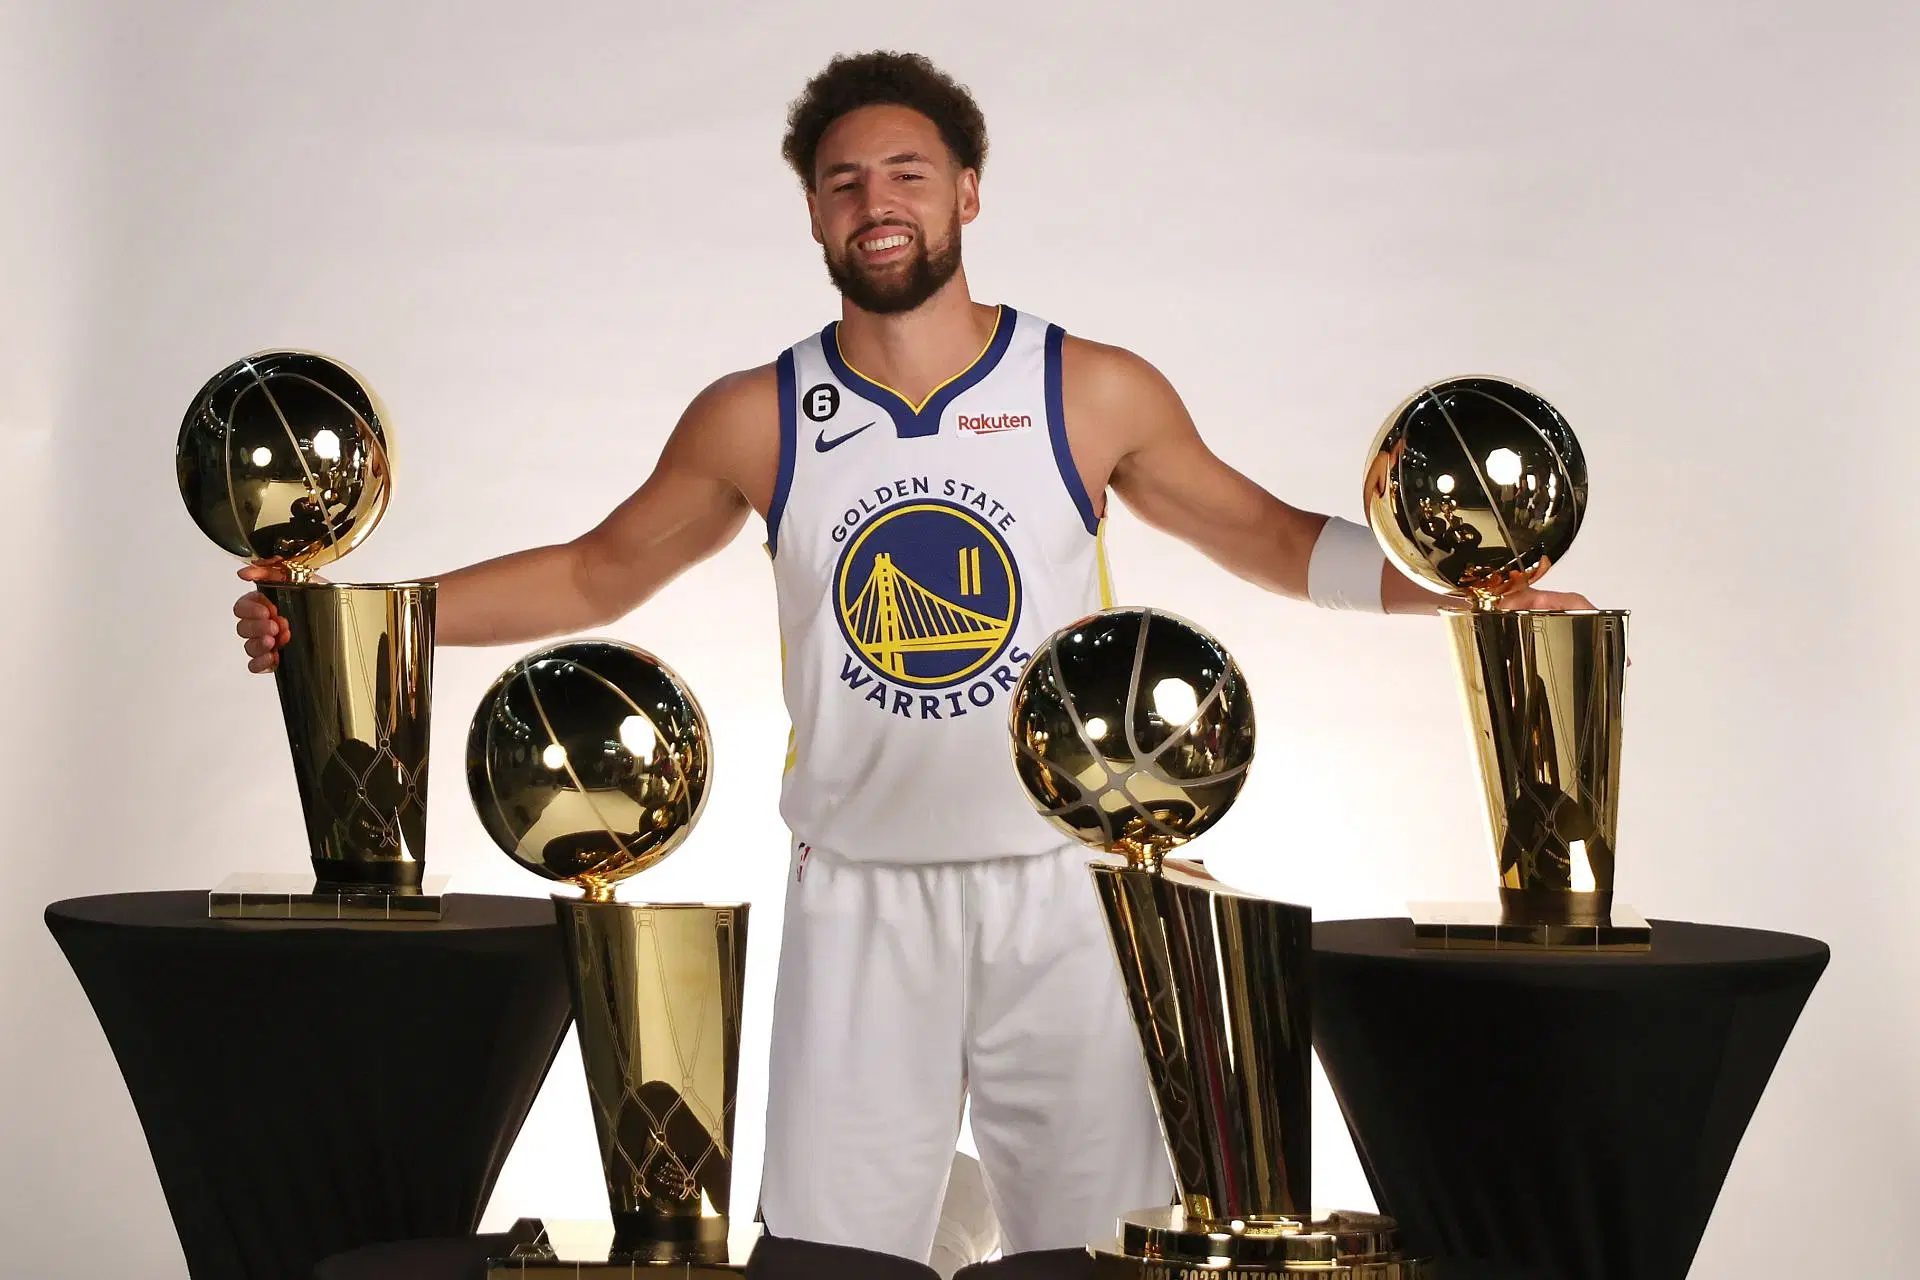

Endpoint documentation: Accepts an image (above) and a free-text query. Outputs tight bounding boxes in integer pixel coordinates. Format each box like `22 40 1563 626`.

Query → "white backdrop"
4 1 1916 1275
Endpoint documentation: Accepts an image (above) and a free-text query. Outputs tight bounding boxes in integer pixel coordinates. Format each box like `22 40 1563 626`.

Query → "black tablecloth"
47 891 573 1280
314 1222 540 1280
1312 918 1827 1280
316 1227 950 1280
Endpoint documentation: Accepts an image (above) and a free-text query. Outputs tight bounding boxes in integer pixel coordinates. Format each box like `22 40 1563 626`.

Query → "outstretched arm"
1065 340 1589 614
234 365 778 670
424 367 773 646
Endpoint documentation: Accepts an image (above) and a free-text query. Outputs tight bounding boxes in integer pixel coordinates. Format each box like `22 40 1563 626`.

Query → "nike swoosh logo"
815 420 876 453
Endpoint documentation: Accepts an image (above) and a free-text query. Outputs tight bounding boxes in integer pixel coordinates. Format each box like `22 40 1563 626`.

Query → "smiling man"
234 51 1589 1280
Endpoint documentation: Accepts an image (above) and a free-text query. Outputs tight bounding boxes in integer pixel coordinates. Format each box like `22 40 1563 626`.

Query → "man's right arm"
234 365 778 672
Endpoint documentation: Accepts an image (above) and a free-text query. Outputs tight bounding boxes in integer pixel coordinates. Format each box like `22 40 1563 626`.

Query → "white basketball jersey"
767 306 1112 864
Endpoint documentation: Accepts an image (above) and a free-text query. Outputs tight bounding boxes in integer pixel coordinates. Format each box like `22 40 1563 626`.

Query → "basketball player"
232 53 1591 1280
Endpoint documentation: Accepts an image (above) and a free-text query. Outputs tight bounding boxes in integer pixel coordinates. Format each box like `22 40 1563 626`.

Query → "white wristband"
1307 516 1388 613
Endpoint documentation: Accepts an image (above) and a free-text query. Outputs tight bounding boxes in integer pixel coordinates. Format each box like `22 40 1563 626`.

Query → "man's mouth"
855 230 913 262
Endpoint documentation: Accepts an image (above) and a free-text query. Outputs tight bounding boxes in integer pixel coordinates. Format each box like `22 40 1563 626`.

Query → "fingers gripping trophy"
465 640 753 1275
1009 608 1429 1279
1363 377 1645 949
176 351 440 918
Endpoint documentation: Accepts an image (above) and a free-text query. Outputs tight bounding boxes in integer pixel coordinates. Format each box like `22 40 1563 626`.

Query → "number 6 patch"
802 383 841 423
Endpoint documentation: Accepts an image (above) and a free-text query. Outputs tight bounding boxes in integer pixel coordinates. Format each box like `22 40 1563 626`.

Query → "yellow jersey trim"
830 305 1009 415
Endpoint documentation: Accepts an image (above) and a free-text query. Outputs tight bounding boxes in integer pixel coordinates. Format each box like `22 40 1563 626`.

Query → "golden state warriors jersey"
767 306 1113 863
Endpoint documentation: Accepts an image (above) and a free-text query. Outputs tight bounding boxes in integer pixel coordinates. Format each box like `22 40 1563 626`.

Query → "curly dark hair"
781 51 988 189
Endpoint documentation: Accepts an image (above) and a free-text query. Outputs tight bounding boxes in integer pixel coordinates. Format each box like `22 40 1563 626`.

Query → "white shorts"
758 838 1174 1262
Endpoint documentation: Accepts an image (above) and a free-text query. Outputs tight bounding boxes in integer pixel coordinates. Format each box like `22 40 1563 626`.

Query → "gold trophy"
465 639 753 1275
176 350 442 920
1011 607 1429 1278
1363 376 1644 950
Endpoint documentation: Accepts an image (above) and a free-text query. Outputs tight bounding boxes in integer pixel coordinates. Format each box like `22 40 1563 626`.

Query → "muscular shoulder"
681 363 779 438
664 363 781 513
1060 334 1161 386
1057 335 1192 480
1061 336 1184 423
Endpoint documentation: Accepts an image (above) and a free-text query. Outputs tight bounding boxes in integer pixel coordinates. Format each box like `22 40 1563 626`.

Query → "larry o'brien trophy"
1363 376 1644 950
1011 608 1428 1278
175 350 441 920
465 640 753 1276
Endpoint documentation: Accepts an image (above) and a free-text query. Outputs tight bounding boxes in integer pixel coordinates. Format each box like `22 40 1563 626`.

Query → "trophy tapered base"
486 1217 757 1274
1090 1207 1431 1277
207 873 447 921
1409 901 1652 951
311 855 426 889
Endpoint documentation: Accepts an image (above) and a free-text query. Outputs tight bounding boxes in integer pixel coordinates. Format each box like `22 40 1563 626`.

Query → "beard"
823 212 963 315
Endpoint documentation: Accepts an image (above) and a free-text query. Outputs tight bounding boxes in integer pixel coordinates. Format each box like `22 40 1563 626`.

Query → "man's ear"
806 189 824 246
957 168 981 227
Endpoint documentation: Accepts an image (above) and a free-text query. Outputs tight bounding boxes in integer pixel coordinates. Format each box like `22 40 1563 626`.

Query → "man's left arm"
1064 340 1591 614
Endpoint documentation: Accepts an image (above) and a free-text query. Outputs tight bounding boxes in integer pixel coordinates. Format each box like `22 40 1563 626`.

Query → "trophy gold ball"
1010 607 1254 871
1363 376 1587 605
466 639 712 902
175 349 393 574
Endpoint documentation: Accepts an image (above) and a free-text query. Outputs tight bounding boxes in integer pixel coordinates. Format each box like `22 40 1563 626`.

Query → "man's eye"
834 182 858 193
896 172 923 182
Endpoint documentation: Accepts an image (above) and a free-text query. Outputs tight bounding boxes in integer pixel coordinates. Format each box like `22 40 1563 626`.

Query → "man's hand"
1494 586 1596 611
1384 563 1596 615
233 563 305 673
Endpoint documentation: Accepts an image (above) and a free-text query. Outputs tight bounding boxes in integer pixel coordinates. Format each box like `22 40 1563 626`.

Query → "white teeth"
861 234 910 252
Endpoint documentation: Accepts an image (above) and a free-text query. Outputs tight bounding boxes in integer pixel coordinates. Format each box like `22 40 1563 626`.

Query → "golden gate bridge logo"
836 501 1021 687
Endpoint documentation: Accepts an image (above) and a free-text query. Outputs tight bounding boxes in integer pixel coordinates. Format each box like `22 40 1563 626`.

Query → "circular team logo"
836 500 1021 688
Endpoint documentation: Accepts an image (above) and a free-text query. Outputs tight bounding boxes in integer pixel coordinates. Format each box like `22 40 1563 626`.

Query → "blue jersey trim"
820 306 1018 439
768 348 798 554
1045 324 1099 535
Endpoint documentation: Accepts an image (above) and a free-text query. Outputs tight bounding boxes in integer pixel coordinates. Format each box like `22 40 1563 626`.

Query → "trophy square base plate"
208 874 449 922
1090 1206 1431 1277
1090 1253 1431 1278
486 1219 759 1274
1409 901 1652 952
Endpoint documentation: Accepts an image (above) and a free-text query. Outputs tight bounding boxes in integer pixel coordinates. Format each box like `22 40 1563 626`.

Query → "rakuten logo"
957 412 1033 434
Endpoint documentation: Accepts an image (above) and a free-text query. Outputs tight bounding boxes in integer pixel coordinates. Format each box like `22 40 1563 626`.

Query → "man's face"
808 104 979 315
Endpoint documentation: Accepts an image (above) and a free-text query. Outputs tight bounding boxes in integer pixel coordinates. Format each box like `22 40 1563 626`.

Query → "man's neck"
835 274 1000 405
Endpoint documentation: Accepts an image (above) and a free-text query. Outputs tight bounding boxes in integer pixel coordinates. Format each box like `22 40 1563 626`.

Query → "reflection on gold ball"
466 640 711 901
1010 608 1254 871
1363 377 1587 603
175 350 392 572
